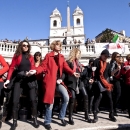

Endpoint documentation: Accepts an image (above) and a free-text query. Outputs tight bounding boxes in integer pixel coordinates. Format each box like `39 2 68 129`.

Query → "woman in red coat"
4 40 39 130
30 40 79 130
121 54 130 118
0 55 9 128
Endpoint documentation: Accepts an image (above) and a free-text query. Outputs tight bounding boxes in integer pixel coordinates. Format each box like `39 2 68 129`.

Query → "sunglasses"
22 44 29 47
116 56 121 58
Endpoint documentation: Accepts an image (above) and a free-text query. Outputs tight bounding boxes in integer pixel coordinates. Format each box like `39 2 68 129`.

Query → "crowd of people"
0 40 130 130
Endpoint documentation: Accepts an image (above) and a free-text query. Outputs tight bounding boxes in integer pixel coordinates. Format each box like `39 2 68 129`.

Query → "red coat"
121 61 130 85
0 55 9 82
36 51 74 104
7 54 35 80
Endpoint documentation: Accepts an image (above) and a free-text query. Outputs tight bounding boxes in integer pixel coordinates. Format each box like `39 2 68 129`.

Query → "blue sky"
0 0 130 41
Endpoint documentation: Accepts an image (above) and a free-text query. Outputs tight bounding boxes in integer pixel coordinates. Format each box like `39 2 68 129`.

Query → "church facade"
49 6 85 45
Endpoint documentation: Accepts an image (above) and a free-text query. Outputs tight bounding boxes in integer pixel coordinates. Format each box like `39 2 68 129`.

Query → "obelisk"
67 1 70 32
66 1 72 44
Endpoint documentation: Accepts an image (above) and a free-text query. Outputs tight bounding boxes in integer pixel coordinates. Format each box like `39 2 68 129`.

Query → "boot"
93 111 98 123
89 96 94 114
84 96 92 123
32 108 39 128
68 98 75 125
114 109 118 116
0 109 3 129
0 114 2 129
10 111 18 130
109 112 117 122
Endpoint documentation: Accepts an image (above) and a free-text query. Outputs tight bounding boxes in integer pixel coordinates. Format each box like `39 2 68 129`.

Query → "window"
76 18 80 25
53 20 57 27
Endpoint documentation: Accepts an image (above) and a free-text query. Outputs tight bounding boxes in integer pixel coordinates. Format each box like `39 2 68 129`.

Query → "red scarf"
99 60 113 91
73 60 81 72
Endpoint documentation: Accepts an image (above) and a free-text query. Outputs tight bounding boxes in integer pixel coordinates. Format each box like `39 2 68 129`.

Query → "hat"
101 49 110 57
89 58 94 64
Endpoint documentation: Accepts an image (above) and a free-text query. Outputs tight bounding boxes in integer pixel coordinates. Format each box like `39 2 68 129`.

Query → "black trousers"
69 84 89 112
70 85 88 99
112 80 121 110
93 83 113 112
125 85 130 114
0 82 4 110
12 79 37 112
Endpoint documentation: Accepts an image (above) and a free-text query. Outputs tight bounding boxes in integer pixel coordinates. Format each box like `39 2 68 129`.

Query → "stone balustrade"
0 42 130 65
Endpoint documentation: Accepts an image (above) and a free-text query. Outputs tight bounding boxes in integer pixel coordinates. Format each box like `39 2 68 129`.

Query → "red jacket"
7 54 35 80
0 55 9 82
121 61 130 85
36 51 74 104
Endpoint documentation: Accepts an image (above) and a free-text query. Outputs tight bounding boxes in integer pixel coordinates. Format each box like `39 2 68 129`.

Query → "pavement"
2 111 130 130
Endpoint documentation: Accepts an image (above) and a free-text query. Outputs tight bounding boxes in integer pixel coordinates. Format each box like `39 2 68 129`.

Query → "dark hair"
126 54 130 61
110 52 120 63
34 52 42 62
15 40 31 58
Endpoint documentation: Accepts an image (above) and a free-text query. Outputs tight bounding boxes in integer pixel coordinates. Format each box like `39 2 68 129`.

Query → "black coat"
64 60 87 91
93 58 111 82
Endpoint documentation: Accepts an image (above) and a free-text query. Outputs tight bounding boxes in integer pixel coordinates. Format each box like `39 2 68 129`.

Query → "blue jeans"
44 84 69 125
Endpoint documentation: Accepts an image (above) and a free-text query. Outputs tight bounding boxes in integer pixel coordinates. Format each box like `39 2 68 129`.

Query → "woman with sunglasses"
121 54 130 118
4 40 39 130
110 52 122 116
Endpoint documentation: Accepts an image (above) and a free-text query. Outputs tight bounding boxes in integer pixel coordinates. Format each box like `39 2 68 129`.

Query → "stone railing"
0 42 130 64
0 42 18 57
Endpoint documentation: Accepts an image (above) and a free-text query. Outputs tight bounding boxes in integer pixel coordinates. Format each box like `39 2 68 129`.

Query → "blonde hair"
67 48 81 62
50 40 62 51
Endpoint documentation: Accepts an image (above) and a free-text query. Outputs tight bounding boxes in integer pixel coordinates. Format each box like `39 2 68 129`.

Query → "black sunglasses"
22 44 29 47
116 56 121 58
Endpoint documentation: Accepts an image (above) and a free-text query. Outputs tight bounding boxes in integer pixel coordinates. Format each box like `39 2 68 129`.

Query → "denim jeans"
44 84 69 125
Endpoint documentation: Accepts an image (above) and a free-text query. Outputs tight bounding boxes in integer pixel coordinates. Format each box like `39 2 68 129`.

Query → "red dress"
36 51 74 104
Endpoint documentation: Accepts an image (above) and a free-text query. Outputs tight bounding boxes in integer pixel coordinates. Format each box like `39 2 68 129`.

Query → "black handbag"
28 80 38 89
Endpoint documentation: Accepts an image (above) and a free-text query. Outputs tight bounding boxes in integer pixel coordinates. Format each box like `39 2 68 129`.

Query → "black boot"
10 111 18 130
109 112 117 122
84 96 92 123
32 108 39 128
0 109 3 129
68 98 75 125
45 124 52 130
114 109 118 116
93 111 98 123
0 114 2 129
89 96 94 114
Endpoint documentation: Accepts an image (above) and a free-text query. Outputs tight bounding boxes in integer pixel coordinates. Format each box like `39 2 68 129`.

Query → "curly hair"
50 40 62 51
15 40 31 58
67 48 81 62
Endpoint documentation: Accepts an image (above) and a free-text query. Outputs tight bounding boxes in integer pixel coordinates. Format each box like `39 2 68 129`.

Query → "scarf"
99 60 113 91
72 60 81 72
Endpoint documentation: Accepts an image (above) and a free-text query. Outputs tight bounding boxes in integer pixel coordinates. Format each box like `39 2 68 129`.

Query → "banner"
95 43 125 54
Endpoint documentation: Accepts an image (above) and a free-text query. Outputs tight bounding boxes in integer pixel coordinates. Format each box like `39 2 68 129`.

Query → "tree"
100 29 114 43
